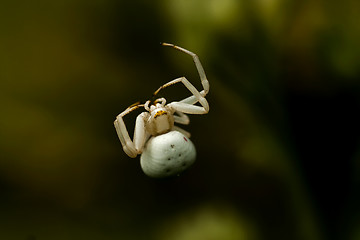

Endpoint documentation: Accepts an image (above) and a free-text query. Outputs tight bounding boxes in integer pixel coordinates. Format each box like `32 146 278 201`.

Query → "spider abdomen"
140 131 196 178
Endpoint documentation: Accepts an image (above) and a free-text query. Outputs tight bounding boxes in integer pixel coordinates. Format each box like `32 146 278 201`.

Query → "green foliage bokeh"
0 1 359 239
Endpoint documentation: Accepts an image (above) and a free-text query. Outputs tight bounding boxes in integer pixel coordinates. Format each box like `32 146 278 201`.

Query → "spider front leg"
155 77 209 114
173 125 191 138
172 111 191 137
158 43 210 108
162 43 209 96
180 90 207 105
173 110 190 125
114 105 150 158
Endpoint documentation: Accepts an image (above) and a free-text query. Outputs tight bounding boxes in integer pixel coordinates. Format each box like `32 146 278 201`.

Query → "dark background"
1 1 360 239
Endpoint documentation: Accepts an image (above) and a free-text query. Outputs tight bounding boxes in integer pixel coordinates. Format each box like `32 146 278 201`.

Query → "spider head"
146 101 174 136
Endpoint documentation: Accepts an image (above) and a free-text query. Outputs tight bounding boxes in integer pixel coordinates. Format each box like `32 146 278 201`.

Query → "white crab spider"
114 43 209 178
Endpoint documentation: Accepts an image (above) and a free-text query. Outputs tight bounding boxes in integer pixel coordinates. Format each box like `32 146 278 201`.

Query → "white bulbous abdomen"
140 131 196 178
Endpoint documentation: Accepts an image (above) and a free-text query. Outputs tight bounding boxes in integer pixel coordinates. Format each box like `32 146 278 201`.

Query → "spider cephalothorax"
145 100 175 136
114 43 209 178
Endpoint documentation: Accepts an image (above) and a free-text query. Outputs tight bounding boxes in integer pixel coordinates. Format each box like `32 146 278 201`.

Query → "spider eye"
154 110 167 118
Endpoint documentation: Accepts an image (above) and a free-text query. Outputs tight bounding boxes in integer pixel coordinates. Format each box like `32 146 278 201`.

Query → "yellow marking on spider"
154 110 167 118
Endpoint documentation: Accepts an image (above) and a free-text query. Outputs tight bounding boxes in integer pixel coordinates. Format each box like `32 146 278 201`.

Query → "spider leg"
133 112 150 153
114 117 137 158
173 111 190 125
180 90 206 105
162 43 209 96
173 126 191 138
172 111 191 137
114 104 149 158
169 102 208 115
156 77 209 113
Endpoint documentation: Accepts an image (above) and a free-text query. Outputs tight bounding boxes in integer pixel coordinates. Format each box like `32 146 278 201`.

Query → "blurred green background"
1 0 360 239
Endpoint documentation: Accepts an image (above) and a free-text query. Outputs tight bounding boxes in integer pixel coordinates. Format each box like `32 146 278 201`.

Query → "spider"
114 43 209 178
